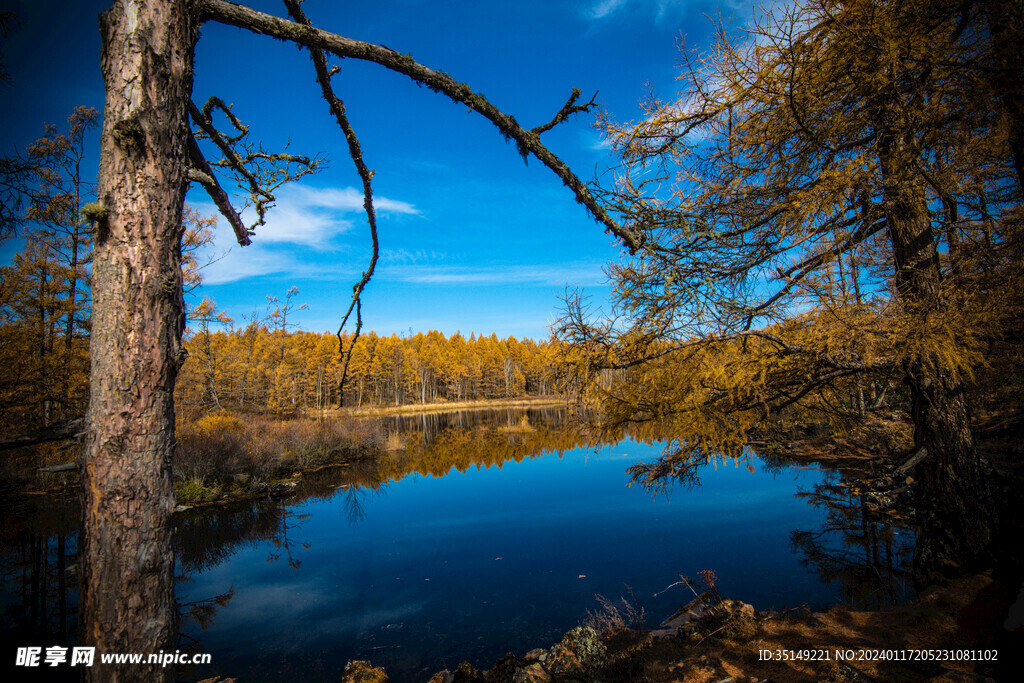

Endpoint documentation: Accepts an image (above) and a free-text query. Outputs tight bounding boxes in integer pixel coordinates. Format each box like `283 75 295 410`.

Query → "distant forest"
176 325 564 414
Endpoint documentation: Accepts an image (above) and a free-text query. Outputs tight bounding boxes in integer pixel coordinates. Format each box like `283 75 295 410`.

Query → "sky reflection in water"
175 410 883 682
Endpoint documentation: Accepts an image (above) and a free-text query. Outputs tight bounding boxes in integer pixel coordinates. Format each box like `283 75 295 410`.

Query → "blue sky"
1 0 755 339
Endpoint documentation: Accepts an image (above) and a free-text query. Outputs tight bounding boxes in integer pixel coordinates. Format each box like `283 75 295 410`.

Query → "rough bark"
984 0 1024 192
876 100 995 587
82 0 194 679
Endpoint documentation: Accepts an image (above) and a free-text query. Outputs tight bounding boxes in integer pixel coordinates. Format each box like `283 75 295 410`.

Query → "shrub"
174 411 385 486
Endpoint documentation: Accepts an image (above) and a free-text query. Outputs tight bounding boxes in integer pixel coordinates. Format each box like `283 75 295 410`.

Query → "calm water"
1 407 913 682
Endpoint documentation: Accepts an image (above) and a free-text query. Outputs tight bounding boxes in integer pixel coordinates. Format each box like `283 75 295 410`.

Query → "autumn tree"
186 297 233 409
0 107 99 435
559 0 1020 585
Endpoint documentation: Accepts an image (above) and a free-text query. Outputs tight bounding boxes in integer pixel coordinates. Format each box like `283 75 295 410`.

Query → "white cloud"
241 184 419 250
187 183 419 285
587 0 761 24
585 131 614 151
590 0 629 20
199 246 297 285
292 185 420 217
381 248 446 264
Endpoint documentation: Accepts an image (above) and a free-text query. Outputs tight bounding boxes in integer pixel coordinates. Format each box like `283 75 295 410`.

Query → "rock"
720 599 755 621
488 654 526 682
342 660 389 682
426 672 452 683
523 648 547 663
512 663 551 683
543 626 607 679
450 661 485 682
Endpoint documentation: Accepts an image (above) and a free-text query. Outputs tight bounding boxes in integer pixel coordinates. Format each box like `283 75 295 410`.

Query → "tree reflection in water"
0 492 79 649
1 406 917 677
790 468 914 609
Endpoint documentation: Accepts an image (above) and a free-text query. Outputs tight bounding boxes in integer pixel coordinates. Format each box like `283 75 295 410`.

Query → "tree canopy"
559 0 1022 584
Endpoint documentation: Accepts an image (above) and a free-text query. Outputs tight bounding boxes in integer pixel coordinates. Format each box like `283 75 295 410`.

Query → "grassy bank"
172 396 565 504
172 411 384 505
8 397 568 504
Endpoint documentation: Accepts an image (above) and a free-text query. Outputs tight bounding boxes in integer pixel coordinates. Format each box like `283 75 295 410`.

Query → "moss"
81 202 109 224
112 115 145 156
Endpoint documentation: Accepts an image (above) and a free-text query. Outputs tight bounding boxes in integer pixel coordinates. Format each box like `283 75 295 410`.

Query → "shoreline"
324 395 567 418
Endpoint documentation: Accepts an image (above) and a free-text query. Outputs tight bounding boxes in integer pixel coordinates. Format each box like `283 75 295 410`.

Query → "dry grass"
584 590 647 639
174 411 384 490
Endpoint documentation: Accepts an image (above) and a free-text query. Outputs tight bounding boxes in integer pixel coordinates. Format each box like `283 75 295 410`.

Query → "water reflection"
0 493 79 679
0 407 917 681
378 406 604 480
791 469 914 609
0 492 79 681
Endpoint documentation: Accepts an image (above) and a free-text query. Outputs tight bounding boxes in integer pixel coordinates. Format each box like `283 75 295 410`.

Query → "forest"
175 323 564 414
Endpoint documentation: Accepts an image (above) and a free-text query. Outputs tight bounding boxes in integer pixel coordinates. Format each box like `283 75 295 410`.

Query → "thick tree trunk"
985 0 1024 192
876 108 995 587
82 0 194 680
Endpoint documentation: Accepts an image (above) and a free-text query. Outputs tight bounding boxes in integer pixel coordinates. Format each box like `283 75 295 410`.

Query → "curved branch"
197 0 643 253
186 132 252 246
282 0 378 405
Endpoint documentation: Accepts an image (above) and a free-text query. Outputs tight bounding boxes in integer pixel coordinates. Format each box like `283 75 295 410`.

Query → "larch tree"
558 0 1021 586
0 107 98 435
82 0 643 679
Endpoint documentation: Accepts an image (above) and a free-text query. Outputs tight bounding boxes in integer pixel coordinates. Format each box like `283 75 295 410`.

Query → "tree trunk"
985 0 1024 192
82 1 194 679
876 104 995 587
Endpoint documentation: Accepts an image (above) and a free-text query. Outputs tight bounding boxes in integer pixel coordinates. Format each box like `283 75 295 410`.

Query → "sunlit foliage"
0 107 98 434
559 0 1022 579
175 324 566 415
561 0 1021 455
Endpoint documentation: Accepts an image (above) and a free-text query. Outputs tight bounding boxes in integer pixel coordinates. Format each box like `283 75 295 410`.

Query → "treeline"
0 108 567 441
0 108 219 439
176 323 565 414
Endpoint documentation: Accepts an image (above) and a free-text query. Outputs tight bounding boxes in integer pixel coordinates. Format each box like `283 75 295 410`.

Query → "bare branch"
0 416 85 452
188 97 324 235
282 0 378 404
186 133 252 246
532 88 599 136
197 0 643 253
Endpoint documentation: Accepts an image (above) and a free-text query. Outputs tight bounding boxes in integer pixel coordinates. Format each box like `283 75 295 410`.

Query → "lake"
0 406 913 681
